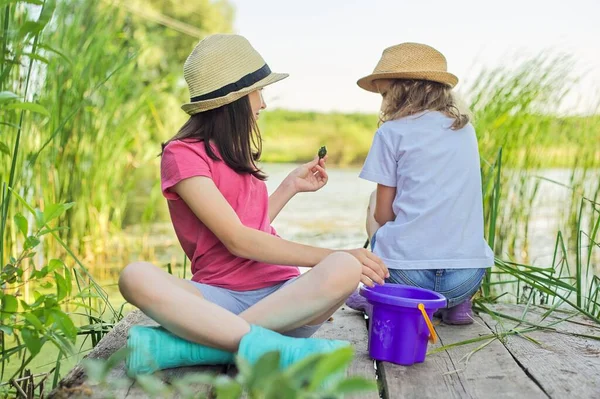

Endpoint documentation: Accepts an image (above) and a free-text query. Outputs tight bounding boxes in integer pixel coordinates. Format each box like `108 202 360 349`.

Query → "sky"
229 0 600 114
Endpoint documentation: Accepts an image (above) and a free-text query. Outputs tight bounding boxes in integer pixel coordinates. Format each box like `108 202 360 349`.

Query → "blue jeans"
371 232 486 308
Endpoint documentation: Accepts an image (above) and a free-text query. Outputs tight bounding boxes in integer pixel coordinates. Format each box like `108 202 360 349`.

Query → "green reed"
1 0 142 393
471 55 599 264
1 0 234 394
480 148 600 320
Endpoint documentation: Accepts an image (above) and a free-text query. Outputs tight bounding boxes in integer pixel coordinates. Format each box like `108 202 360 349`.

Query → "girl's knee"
326 251 361 270
119 262 154 300
319 252 362 292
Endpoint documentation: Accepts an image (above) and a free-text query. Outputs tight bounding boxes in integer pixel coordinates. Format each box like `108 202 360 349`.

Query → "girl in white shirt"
346 42 494 324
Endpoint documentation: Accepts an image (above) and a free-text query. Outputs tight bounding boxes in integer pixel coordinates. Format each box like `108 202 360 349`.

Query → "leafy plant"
1 200 77 378
1 2 124 393
83 347 377 399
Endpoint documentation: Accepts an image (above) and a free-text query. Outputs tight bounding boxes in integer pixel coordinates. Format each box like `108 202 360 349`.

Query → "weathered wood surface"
378 314 547 399
50 310 220 399
223 307 378 399
313 307 379 399
51 304 600 399
479 304 600 399
432 315 547 399
377 320 467 399
378 303 600 399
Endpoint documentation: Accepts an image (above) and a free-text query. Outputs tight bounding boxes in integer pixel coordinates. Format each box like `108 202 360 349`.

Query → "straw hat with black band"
357 42 458 92
181 34 288 115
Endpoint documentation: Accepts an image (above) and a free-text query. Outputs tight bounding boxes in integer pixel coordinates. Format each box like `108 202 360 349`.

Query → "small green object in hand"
318 146 327 159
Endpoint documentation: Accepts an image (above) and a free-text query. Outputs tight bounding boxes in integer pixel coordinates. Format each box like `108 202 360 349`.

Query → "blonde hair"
379 79 470 130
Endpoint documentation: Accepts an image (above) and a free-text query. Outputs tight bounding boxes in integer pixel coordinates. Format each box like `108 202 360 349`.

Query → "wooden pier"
50 304 600 398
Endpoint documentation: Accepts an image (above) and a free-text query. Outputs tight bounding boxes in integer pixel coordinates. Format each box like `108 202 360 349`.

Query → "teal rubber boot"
237 325 350 369
125 326 234 377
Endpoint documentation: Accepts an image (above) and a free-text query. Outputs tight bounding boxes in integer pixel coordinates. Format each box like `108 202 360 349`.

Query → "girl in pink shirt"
118 34 388 376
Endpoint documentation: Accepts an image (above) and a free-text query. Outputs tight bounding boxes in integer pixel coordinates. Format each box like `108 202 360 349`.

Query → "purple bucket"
360 284 446 366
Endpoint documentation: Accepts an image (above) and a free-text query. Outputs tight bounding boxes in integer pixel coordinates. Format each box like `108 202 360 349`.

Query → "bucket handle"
417 303 437 344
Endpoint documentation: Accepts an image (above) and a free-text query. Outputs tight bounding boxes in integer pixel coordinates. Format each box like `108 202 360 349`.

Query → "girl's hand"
344 248 389 287
284 156 328 194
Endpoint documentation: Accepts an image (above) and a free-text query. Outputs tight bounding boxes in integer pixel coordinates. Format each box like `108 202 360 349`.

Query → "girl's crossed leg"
119 251 362 353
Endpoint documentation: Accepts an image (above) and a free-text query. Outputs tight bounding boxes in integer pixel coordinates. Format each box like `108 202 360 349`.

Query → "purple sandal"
438 300 474 325
345 290 372 318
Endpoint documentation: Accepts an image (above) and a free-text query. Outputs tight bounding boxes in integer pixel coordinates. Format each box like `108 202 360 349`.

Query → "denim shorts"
189 277 321 338
371 232 486 308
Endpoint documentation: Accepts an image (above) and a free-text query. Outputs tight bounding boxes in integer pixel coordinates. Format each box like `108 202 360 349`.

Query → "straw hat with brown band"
357 42 458 93
181 34 288 115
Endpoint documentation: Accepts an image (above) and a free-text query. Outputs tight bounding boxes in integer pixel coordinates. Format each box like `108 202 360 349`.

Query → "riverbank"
258 110 600 167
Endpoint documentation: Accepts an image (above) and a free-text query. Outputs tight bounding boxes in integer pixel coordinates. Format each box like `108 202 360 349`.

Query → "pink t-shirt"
161 140 300 291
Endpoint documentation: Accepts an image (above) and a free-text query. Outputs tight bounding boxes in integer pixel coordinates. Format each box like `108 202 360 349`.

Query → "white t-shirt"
360 111 494 270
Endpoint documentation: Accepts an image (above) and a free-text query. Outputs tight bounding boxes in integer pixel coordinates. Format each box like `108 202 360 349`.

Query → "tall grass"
480 151 600 321
1 1 122 394
472 57 599 316
29 0 158 260
2 0 234 264
0 0 232 395
470 56 599 264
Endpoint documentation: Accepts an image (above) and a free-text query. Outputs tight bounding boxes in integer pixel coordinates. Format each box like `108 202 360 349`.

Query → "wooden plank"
50 310 220 399
313 306 379 399
52 307 377 398
379 311 547 399
219 307 376 399
432 315 546 398
377 321 470 399
481 304 600 399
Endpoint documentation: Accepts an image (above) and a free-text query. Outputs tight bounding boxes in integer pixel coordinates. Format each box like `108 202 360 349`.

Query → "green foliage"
0 200 78 377
83 347 377 399
478 148 600 321
1 0 234 264
258 103 599 168
259 111 378 165
0 0 233 391
490 197 600 321
125 0 234 78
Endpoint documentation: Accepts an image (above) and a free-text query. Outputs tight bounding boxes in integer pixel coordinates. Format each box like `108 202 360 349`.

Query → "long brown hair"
161 95 266 180
379 79 469 130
